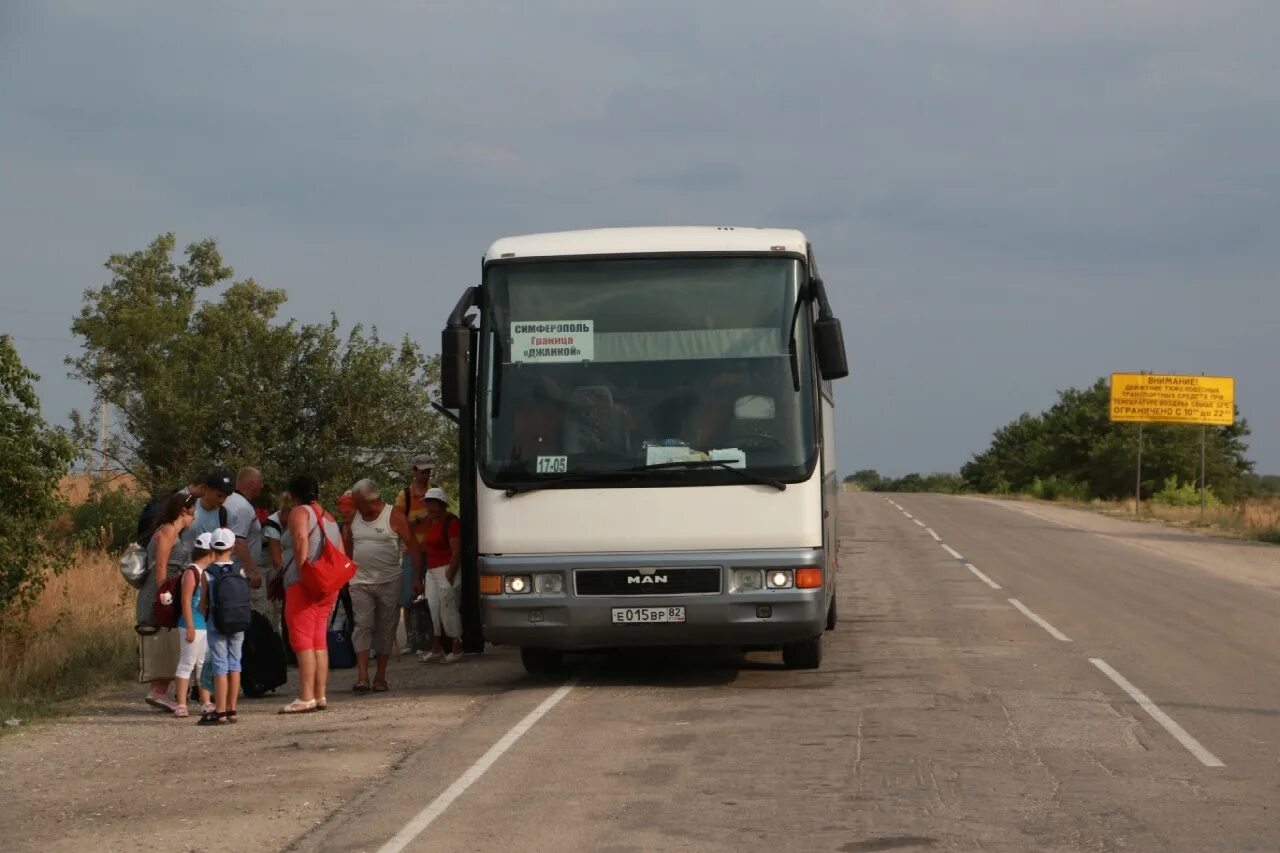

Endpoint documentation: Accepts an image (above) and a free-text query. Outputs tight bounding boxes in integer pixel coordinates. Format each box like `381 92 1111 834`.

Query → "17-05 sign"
1109 373 1235 426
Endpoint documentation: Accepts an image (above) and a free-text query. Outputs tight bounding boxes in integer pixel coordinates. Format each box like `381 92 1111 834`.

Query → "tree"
961 377 1253 501
68 234 455 504
843 469 884 490
0 336 77 615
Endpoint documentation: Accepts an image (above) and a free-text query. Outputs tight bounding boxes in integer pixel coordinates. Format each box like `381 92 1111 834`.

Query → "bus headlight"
732 569 763 592
534 573 564 594
505 575 533 594
766 569 794 590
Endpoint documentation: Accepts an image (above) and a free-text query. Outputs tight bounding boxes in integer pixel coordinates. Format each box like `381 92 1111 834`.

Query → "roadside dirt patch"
0 647 530 852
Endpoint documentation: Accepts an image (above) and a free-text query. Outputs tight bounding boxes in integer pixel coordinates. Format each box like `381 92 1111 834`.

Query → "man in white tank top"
344 479 417 692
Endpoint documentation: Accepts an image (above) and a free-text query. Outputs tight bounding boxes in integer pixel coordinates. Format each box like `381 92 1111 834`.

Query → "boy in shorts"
199 527 247 725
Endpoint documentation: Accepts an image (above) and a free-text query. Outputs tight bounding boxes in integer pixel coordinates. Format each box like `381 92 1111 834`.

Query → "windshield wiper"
635 459 787 491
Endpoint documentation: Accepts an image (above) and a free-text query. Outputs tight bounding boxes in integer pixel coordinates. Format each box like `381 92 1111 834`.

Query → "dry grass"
0 551 137 722
1088 496 1280 542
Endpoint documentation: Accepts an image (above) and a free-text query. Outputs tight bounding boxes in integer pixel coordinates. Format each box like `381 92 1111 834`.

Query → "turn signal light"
479 574 502 595
795 567 823 589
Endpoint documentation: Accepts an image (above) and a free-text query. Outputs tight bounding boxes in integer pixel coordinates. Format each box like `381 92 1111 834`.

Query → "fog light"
756 605 772 619
528 609 544 623
505 575 532 594
766 570 794 589
733 568 763 592
534 573 564 594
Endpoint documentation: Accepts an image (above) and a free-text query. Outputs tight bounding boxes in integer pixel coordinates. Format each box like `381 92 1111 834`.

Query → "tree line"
847 378 1265 503
3 234 456 615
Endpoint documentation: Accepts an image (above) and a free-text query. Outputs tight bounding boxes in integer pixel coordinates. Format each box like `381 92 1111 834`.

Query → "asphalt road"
4 492 1278 851
306 491 1280 852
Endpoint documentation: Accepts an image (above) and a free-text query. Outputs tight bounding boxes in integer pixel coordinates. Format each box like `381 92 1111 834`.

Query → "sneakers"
400 645 413 655
443 652 463 664
417 651 442 663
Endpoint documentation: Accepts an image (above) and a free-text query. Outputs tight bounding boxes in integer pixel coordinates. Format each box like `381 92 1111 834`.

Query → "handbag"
300 505 357 599
137 627 181 683
326 591 357 669
119 543 149 589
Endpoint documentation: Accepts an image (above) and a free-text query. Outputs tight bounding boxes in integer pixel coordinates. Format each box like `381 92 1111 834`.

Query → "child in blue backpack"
199 527 249 726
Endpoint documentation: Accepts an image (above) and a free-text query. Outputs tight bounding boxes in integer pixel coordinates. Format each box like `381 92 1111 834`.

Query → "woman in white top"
344 478 416 692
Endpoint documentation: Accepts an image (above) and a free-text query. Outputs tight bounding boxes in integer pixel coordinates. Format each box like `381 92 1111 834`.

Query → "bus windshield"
477 256 818 489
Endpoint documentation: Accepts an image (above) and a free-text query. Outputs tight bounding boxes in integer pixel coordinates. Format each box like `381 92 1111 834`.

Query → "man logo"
627 575 668 585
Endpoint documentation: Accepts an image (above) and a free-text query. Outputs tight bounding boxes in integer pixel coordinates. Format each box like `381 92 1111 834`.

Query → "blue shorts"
207 627 244 676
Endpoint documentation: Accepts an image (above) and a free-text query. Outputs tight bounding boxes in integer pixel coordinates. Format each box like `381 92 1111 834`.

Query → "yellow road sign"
1109 373 1235 426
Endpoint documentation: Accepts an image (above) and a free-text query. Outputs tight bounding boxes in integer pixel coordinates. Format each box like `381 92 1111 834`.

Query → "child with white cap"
173 531 217 718
198 527 252 725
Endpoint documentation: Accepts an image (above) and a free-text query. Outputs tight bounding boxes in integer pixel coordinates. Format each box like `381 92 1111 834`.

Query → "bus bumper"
479 549 829 651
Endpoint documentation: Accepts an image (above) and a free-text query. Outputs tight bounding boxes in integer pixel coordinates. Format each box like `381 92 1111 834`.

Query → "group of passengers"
134 455 463 723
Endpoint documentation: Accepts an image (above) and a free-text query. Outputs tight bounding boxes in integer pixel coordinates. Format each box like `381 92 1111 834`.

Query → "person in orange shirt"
393 455 434 654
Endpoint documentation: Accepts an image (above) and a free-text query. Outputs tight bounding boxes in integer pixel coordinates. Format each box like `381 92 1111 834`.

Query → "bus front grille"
574 567 722 596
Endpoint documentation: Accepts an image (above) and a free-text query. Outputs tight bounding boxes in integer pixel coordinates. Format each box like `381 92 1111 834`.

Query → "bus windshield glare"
478 257 817 488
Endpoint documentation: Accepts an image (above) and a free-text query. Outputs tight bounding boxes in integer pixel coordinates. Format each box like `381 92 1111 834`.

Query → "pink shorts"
285 585 339 652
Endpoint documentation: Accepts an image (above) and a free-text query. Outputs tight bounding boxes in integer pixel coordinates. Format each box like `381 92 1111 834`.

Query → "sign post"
1109 373 1235 518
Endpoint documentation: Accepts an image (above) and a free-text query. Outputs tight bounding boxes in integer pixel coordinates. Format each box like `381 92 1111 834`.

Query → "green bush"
1150 475 1222 508
71 488 147 550
1028 475 1089 502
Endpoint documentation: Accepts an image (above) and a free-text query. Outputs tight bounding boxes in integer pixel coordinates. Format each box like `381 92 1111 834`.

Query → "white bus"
440 227 848 673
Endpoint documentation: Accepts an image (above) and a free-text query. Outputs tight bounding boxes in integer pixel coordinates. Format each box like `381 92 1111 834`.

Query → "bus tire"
825 591 838 631
782 634 822 670
521 647 564 677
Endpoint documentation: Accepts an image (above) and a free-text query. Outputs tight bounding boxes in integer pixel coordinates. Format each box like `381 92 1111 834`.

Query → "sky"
3 1 1278 476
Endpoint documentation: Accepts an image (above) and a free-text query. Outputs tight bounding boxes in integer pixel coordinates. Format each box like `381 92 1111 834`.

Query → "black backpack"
208 562 253 634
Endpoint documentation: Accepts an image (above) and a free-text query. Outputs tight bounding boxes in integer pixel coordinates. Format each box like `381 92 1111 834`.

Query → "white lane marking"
1089 659 1225 768
1007 598 1072 642
940 544 964 560
925 527 941 541
903 512 914 519
964 563 1002 590
378 680 578 853
913 519 926 527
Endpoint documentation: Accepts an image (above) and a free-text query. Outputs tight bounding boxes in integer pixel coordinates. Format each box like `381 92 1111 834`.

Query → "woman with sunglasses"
136 491 198 711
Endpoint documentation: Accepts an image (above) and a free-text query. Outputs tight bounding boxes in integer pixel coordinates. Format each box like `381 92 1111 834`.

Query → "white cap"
424 487 449 505
209 527 236 550
194 531 215 551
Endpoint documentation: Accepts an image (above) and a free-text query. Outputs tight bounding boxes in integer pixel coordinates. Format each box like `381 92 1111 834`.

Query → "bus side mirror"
814 316 849 380
440 326 471 409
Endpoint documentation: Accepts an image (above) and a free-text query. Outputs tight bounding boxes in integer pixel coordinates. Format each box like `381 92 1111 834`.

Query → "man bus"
440 227 848 673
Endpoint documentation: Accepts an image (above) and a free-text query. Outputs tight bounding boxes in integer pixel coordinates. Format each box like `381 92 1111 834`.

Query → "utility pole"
1134 422 1143 517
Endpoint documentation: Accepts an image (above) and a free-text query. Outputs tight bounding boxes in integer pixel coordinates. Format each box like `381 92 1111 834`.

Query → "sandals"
278 698 317 715
173 705 189 718
372 681 389 693
146 693 177 712
315 697 328 711
197 710 226 726
225 710 238 724
352 682 372 693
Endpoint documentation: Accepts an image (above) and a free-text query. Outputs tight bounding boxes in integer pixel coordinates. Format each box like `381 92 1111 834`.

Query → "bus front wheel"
782 634 823 670
521 647 564 677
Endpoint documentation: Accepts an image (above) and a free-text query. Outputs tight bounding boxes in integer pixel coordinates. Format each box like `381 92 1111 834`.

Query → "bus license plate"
612 606 686 625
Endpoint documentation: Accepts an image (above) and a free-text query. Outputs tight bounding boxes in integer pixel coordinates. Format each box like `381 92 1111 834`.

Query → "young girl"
173 532 217 718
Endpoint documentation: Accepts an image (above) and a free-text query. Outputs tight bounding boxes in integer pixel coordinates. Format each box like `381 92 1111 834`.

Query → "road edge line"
378 679 579 852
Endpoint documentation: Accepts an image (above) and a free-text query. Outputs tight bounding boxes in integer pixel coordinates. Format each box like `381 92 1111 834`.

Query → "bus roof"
484 226 809 262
